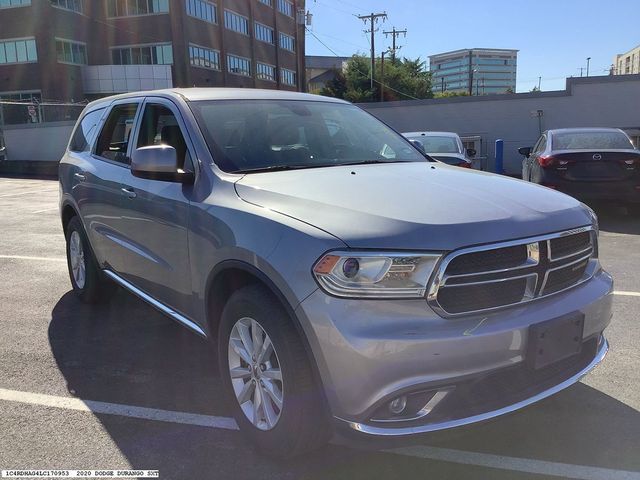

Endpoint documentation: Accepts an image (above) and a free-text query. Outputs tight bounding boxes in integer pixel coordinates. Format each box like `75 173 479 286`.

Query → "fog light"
388 396 407 415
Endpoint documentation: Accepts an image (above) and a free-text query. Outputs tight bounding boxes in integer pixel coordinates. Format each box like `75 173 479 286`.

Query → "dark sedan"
520 128 640 211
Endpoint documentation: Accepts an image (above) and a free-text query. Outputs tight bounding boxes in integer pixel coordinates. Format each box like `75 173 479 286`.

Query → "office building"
429 48 518 95
0 0 306 104
305 55 349 92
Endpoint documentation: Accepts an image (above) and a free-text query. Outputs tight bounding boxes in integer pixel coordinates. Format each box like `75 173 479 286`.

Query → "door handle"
121 187 137 199
74 173 86 181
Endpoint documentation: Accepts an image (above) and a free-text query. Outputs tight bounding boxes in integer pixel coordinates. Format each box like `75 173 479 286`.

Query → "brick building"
0 0 306 104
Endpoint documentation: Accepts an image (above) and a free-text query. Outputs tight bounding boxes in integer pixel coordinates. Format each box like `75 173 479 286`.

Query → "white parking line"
614 291 640 297
389 446 640 480
0 191 40 198
0 387 638 480
0 255 66 262
32 206 59 214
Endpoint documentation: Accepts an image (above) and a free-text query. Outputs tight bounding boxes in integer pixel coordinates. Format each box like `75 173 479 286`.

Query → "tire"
65 216 115 303
218 285 331 458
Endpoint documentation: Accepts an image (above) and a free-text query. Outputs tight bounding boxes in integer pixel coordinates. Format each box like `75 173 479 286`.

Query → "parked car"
60 89 611 458
520 128 640 212
402 131 475 168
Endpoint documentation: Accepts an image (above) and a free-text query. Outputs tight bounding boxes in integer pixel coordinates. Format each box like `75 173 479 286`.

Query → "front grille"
429 228 596 316
549 231 591 259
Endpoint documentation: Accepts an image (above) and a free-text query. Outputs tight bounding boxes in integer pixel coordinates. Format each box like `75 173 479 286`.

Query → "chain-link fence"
0 101 86 126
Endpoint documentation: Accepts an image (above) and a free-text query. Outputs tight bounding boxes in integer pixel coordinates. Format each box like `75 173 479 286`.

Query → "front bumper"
295 268 613 436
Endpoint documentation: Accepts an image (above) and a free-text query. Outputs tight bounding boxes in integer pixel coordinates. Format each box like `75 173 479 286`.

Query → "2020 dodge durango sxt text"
59 89 612 457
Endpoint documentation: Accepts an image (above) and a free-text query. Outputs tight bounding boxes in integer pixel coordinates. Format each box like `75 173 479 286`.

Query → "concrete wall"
360 75 640 175
3 121 74 162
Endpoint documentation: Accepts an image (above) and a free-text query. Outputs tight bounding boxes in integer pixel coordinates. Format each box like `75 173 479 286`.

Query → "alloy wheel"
228 317 283 430
69 230 86 289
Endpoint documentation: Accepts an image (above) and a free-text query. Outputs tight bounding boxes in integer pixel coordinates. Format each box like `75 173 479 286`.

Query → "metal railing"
0 101 86 126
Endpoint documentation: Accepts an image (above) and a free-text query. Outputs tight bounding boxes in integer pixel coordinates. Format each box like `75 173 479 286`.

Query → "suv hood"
234 163 592 250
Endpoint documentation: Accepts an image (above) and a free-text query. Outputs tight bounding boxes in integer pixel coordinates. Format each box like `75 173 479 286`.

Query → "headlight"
313 251 442 298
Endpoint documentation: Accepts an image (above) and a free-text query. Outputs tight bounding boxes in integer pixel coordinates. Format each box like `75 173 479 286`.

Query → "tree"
433 90 470 98
319 54 433 102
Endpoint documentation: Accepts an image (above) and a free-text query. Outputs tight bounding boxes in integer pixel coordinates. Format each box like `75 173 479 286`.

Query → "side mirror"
466 148 476 157
131 145 193 183
518 146 532 158
409 139 426 154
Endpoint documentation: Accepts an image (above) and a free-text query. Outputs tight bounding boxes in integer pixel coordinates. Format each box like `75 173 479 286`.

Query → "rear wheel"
218 285 331 458
65 216 115 303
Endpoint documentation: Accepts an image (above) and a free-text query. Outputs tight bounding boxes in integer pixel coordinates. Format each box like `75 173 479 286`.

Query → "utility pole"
441 77 445 93
358 12 387 91
578 67 584 77
383 27 407 63
538 76 542 90
380 50 386 102
586 57 591 77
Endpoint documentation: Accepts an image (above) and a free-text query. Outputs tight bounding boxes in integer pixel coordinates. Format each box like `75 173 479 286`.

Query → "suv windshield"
189 100 426 173
552 131 634 150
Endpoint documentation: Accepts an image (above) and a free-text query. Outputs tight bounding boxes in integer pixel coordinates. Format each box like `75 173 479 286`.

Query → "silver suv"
59 89 612 457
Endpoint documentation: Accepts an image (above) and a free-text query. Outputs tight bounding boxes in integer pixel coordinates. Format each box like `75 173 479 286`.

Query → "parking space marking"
32 206 59 214
0 255 66 262
0 191 48 198
0 388 239 430
389 446 640 480
613 291 640 297
1 387 638 480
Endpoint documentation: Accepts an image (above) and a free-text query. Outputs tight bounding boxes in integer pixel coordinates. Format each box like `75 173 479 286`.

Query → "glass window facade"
56 39 87 64
279 32 295 52
50 0 82 12
107 0 169 17
189 44 220 70
111 43 173 65
186 0 216 23
255 22 275 44
277 0 292 16
227 54 251 76
0 38 37 64
256 62 275 81
280 68 296 85
0 0 31 8
224 10 249 34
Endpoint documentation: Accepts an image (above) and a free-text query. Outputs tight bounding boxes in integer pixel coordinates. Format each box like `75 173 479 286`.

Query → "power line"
305 27 420 101
357 12 387 90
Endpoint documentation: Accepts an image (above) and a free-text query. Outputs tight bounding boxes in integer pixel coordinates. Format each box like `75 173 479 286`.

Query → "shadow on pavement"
586 201 640 235
49 290 640 479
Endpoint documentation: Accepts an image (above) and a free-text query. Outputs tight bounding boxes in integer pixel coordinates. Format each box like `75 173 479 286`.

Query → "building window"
255 22 275 44
189 44 220 70
107 0 169 17
0 38 37 64
277 0 293 16
50 0 82 12
279 32 295 52
186 0 216 23
0 0 31 8
224 10 249 35
111 43 173 65
0 91 40 101
227 54 251 76
258 0 272 6
55 39 87 65
281 68 296 85
256 62 275 81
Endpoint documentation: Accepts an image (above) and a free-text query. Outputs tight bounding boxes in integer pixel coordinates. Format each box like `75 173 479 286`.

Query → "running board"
103 270 207 338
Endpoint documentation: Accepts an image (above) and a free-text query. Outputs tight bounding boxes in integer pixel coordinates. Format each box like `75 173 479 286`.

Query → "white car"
403 131 474 168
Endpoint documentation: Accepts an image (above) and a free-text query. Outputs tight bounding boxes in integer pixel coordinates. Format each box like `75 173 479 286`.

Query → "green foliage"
319 54 433 102
433 90 470 98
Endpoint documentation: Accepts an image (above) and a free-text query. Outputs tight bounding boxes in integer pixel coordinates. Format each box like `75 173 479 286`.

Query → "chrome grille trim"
427 226 596 317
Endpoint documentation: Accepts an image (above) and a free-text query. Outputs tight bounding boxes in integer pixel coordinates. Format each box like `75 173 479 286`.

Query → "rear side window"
95 103 139 163
69 108 105 152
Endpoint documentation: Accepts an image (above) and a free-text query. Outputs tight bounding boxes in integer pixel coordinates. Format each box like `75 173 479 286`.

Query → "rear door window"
95 103 140 163
69 108 105 153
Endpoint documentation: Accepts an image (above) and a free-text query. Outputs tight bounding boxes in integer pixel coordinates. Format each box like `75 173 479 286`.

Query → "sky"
304 0 640 92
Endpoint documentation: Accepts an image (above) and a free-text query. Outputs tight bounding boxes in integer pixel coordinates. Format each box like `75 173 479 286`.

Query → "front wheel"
218 285 331 458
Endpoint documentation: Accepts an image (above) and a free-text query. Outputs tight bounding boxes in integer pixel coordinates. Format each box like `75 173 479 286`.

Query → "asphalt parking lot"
0 176 639 480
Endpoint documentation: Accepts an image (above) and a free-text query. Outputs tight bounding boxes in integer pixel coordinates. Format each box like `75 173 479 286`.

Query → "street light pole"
586 57 591 77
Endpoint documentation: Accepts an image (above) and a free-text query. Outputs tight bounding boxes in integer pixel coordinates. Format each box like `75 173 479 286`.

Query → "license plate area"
527 313 584 370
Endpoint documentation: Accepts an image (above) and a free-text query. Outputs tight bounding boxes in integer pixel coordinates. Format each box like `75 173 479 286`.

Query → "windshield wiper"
233 164 330 174
338 159 420 167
